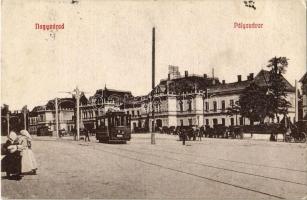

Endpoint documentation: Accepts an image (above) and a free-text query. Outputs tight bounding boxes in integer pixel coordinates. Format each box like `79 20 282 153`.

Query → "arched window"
187 99 192 112
179 100 183 112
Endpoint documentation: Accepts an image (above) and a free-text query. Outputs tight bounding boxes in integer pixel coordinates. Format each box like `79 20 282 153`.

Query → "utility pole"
60 87 83 140
55 97 59 137
75 87 81 141
23 111 27 130
22 105 27 130
7 112 10 134
151 27 156 145
295 80 298 122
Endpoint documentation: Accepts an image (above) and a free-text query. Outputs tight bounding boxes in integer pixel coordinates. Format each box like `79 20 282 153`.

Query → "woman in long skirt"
19 130 38 174
1 131 23 180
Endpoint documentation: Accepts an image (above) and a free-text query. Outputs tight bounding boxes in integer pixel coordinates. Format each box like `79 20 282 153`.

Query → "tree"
239 57 292 124
239 82 273 124
267 56 288 75
266 57 291 121
226 100 241 126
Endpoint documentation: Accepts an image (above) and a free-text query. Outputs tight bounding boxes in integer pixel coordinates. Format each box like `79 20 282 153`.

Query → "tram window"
121 116 125 126
115 116 117 126
126 116 131 126
108 118 112 127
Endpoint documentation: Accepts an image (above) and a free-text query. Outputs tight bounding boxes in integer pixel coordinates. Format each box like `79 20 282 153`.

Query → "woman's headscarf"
7 131 17 142
20 130 32 141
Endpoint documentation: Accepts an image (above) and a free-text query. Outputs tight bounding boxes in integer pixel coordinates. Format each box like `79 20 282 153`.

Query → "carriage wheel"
300 132 306 143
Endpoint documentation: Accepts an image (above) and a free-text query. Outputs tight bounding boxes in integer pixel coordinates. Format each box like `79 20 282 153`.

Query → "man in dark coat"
198 126 204 141
84 129 90 142
182 128 186 145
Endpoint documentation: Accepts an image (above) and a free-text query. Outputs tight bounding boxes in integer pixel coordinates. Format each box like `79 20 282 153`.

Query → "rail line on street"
126 139 307 173
143 145 307 173
92 143 307 187
87 144 285 199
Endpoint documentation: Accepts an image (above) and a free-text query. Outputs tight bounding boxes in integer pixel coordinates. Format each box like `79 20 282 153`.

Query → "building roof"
208 80 251 94
45 98 75 110
153 74 220 95
299 72 307 83
207 70 295 95
254 70 295 92
94 87 132 96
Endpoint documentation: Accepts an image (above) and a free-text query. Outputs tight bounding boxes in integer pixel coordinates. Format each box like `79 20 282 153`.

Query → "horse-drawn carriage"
284 121 307 143
177 126 199 141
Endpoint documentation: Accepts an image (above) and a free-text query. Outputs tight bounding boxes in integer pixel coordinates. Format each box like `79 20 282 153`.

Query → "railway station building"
125 67 296 132
27 67 297 134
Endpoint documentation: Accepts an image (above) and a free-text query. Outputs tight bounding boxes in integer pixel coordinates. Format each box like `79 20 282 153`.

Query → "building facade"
299 73 307 119
27 67 297 134
28 98 75 135
125 68 296 132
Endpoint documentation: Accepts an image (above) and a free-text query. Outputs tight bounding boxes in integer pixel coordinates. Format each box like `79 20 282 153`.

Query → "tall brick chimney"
249 73 254 80
237 75 242 82
185 71 188 77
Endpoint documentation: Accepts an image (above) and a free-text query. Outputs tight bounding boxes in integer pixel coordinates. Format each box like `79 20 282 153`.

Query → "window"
179 101 183 112
188 100 192 112
230 100 234 107
205 102 209 111
221 100 225 111
180 119 183 126
137 111 140 116
188 119 192 126
240 117 243 125
213 118 218 126
206 119 209 125
230 118 234 126
213 101 217 112
222 118 225 125
132 111 135 116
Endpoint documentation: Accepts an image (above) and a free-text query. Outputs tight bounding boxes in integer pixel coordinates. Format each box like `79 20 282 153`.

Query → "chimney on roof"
203 74 207 78
212 79 216 85
184 71 188 77
249 73 254 80
237 75 242 82
222 80 225 84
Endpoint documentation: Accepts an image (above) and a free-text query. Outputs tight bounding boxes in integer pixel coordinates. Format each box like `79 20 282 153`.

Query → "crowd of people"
1 130 38 180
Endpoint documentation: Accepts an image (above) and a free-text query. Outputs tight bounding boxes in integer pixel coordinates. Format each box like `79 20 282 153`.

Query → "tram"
95 110 131 143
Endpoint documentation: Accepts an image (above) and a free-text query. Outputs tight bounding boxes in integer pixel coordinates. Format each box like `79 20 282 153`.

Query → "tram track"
128 139 307 173
91 143 307 187
150 146 307 173
88 144 286 199
35 137 306 173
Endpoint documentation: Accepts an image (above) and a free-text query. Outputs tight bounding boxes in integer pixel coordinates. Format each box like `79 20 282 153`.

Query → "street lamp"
22 106 28 130
49 98 75 138
60 86 85 141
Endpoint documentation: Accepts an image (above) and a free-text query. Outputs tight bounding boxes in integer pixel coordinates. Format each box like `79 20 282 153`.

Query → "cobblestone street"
2 134 307 199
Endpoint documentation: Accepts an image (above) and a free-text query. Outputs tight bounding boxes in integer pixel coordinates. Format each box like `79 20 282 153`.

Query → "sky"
1 0 306 110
